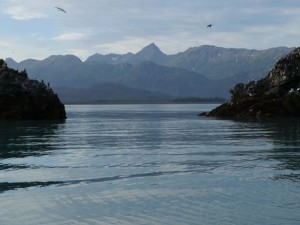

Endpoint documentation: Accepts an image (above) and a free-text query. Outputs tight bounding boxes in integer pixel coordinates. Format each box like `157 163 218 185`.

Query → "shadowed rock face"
0 59 66 120
205 47 300 118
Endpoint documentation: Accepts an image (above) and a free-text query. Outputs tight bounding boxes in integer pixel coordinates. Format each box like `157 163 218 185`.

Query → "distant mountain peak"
5 57 17 63
5 57 18 68
147 42 160 49
138 42 163 54
133 43 166 64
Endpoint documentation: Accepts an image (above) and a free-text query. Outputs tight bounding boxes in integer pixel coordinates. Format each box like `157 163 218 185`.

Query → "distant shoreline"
61 97 226 105
63 101 225 105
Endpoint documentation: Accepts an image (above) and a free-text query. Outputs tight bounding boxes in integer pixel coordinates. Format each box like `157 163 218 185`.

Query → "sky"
1 0 300 62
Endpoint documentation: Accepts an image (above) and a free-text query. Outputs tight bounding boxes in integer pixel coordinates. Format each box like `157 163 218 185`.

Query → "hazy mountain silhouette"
5 44 293 103
80 44 292 81
165 45 292 80
55 83 172 104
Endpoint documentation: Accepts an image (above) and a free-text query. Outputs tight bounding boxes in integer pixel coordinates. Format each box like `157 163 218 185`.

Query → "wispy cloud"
53 32 89 41
0 0 52 20
0 40 15 50
1 0 300 61
4 6 47 20
0 0 71 20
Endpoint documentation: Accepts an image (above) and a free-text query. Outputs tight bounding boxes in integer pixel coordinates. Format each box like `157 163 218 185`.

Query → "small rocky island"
204 47 300 118
0 59 66 120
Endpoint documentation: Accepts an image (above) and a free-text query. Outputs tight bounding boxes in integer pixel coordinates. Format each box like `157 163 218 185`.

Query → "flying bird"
207 24 212 28
55 7 67 13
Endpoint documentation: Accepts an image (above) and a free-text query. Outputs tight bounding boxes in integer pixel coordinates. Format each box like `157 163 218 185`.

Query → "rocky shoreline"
0 59 66 120
202 47 300 118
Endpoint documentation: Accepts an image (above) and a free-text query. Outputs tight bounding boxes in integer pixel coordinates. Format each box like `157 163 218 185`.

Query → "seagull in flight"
207 24 212 28
55 7 67 13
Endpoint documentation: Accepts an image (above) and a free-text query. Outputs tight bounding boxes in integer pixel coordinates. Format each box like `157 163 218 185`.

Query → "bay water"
0 104 300 225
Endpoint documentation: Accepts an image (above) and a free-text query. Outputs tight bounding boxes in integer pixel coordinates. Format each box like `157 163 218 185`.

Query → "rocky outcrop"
204 47 300 118
0 59 66 120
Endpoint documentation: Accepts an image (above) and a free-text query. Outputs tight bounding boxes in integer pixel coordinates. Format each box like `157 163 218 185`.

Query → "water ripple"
1 104 300 224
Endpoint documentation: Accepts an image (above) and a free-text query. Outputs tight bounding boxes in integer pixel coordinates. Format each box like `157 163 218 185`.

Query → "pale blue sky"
1 0 300 61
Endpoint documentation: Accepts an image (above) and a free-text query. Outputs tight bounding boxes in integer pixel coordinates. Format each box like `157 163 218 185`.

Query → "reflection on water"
0 104 299 225
0 120 65 192
0 120 65 158
259 118 300 181
220 117 300 182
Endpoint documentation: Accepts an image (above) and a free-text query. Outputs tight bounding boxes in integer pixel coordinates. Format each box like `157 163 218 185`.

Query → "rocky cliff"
204 47 300 118
0 59 66 120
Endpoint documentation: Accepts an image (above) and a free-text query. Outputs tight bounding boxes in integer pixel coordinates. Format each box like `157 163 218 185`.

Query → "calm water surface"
0 104 300 225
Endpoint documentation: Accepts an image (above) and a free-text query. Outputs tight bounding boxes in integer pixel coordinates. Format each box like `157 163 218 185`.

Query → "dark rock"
198 112 208 116
205 47 300 118
0 60 66 120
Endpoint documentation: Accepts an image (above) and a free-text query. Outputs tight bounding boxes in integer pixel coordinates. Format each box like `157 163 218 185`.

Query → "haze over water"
0 104 300 225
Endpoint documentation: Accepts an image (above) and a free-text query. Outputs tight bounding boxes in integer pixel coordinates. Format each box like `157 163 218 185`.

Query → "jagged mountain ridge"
84 43 292 80
5 44 293 102
165 45 292 80
85 43 167 65
6 55 229 98
8 43 291 80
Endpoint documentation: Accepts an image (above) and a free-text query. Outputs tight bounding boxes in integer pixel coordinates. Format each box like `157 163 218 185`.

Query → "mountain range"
5 43 293 103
